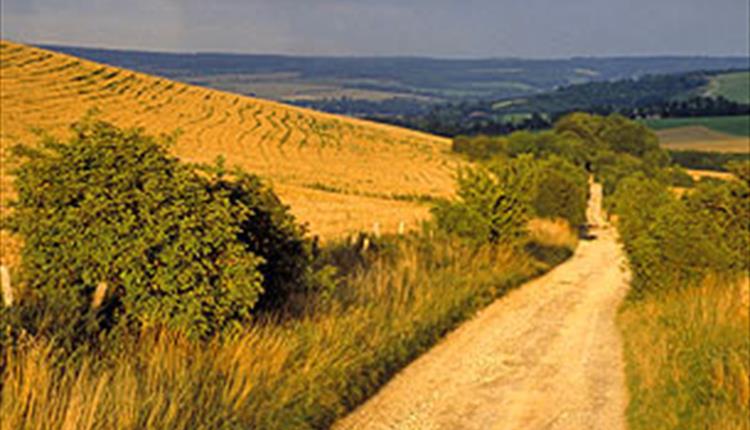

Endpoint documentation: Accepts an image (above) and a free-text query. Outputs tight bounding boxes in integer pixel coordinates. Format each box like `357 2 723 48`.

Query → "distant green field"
710 72 750 104
642 115 750 137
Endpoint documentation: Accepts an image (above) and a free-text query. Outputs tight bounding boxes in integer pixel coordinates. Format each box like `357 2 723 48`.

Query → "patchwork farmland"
0 41 461 265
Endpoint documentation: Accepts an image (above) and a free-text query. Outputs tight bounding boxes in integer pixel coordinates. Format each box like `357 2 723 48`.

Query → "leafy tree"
5 119 310 339
553 112 608 154
532 156 588 226
433 157 535 245
600 114 661 158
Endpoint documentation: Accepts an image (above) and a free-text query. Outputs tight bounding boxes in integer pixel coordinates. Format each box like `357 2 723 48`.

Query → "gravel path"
334 182 630 430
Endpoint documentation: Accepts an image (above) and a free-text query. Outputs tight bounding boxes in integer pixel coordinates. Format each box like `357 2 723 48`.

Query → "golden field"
657 126 750 153
0 40 461 265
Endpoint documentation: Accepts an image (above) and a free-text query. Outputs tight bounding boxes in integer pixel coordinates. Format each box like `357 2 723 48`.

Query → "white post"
1 265 13 307
398 221 406 235
372 222 381 238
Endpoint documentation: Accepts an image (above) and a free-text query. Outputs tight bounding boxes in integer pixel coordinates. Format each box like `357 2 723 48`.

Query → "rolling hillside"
705 71 750 104
41 44 750 114
0 40 460 265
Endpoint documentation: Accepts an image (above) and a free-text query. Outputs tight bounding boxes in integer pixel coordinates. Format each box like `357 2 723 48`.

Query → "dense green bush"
432 156 535 245
433 154 588 244
610 172 748 297
668 150 750 172
5 119 310 339
452 113 672 195
531 156 588 226
683 177 750 273
451 135 507 160
658 165 695 188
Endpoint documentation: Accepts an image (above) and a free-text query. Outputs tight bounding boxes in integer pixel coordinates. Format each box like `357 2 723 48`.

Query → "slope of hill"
705 71 750 104
0 40 460 264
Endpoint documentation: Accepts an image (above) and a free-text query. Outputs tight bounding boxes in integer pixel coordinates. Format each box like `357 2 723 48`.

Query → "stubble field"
0 40 461 265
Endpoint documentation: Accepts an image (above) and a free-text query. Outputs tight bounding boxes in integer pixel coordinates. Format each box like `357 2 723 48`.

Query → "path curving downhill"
335 182 630 430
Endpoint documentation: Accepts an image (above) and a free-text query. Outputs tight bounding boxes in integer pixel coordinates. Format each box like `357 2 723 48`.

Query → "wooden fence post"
92 281 108 310
1 265 13 307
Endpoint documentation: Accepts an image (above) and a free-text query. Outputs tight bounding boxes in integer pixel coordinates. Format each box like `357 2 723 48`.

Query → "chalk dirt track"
335 182 630 430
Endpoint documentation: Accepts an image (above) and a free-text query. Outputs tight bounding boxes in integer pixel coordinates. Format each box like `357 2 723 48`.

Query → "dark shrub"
532 156 588 227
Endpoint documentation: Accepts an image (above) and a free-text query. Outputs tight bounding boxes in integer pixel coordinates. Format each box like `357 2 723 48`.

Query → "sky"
2 0 749 58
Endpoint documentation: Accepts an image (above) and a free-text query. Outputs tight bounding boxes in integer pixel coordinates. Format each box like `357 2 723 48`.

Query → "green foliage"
683 179 750 273
451 135 507 160
434 153 588 245
726 159 750 185
207 172 311 312
532 157 588 226
593 150 647 196
432 159 531 245
505 130 589 166
451 129 590 168
668 150 750 172
658 166 694 188
600 114 662 158
5 119 310 339
555 113 665 162
610 173 749 297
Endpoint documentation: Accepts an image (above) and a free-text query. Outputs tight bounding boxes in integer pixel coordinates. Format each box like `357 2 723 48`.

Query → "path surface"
335 182 630 430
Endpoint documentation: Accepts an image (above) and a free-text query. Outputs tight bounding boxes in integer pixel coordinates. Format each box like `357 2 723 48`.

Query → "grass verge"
1 223 576 430
618 277 750 430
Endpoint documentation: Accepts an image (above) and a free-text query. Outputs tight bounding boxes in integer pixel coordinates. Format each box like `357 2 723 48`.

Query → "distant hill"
38 44 749 110
1 41 460 266
353 69 750 137
704 71 750 104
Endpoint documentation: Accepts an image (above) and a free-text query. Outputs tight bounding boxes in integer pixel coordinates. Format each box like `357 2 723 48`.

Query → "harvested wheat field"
0 40 460 265
657 126 750 153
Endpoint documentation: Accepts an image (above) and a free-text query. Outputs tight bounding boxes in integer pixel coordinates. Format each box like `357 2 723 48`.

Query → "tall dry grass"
527 218 579 250
618 276 750 430
1 231 568 430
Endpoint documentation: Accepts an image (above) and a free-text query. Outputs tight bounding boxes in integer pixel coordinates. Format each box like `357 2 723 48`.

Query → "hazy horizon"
2 0 749 59
15 41 750 61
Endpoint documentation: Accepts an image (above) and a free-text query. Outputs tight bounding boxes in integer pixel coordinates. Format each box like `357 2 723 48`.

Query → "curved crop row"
1 40 458 252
